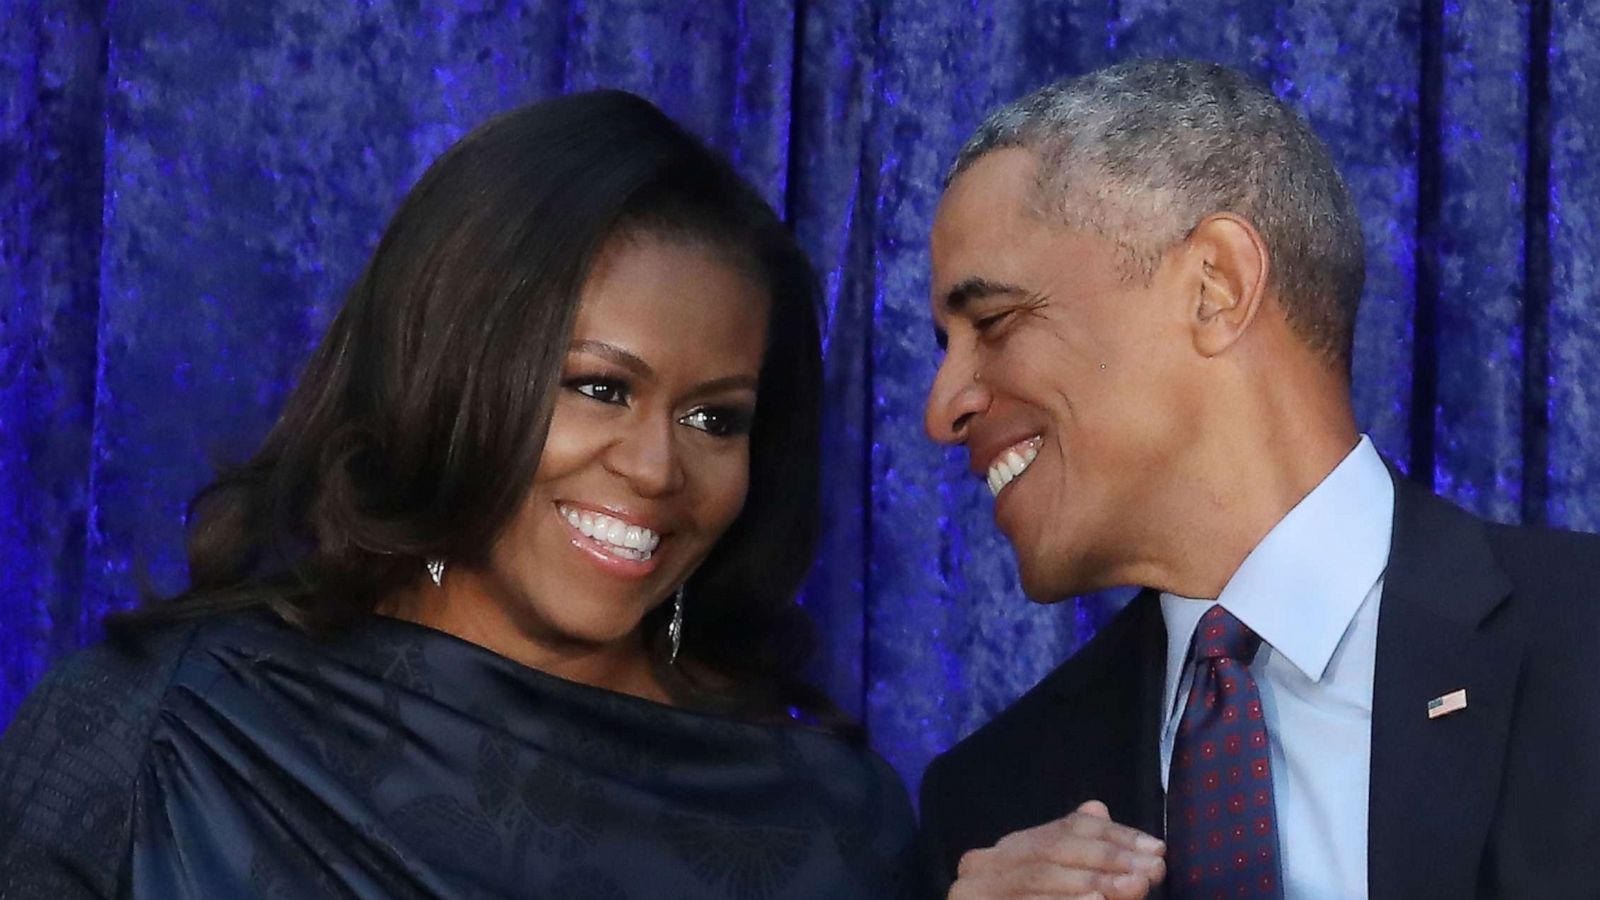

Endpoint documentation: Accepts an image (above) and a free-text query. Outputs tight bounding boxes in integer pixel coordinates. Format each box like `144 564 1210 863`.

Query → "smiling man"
917 59 1600 900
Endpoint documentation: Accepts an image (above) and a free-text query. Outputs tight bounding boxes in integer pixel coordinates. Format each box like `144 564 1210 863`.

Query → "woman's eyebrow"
570 340 653 377
572 341 757 395
691 374 759 395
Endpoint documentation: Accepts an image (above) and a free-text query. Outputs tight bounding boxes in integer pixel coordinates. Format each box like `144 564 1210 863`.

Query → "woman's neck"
378 582 673 705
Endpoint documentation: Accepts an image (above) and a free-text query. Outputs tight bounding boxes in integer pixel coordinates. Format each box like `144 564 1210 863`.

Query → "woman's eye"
680 406 754 438
570 379 628 405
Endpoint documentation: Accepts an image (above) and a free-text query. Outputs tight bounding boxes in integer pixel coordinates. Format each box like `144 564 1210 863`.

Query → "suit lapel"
1130 589 1170 900
1045 590 1168 837
1131 591 1168 840
1367 477 1520 900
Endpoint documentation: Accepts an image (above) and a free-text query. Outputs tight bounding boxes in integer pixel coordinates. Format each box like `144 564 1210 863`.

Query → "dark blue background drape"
4 0 1598 794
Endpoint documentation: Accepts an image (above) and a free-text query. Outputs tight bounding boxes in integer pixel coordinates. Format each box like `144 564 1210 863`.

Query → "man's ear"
1186 213 1270 358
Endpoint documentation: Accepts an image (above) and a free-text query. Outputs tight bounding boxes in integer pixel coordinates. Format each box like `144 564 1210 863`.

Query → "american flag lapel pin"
1427 688 1467 719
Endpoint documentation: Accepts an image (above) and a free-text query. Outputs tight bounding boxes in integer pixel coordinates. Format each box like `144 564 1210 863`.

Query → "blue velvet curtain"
4 0 1597 793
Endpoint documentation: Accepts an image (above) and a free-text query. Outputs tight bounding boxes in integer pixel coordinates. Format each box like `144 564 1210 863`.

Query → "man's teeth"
986 443 1039 497
557 505 661 560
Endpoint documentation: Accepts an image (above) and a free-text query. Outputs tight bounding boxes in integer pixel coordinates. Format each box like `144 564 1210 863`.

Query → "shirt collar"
1160 435 1394 692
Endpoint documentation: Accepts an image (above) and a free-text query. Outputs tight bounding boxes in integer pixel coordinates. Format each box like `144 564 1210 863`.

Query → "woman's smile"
555 501 665 577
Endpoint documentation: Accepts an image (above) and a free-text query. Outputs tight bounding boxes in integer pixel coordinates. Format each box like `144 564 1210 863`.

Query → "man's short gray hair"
951 58 1365 369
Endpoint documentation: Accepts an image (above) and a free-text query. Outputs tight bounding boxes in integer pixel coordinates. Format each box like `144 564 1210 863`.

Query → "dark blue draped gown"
0 611 922 899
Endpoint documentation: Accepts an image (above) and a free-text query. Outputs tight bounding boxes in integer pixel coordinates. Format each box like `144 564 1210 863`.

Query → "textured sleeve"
860 748 938 900
0 628 195 900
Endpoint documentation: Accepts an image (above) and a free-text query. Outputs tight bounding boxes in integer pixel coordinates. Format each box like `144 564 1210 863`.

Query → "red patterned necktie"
1166 605 1284 899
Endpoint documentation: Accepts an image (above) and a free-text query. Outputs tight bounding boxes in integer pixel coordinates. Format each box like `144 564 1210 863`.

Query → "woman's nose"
604 415 686 497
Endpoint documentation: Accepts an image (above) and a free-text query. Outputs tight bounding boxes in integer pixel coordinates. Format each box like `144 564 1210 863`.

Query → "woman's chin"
531 610 651 654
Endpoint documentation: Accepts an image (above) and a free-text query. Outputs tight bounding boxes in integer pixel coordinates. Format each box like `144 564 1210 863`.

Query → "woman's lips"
555 503 663 579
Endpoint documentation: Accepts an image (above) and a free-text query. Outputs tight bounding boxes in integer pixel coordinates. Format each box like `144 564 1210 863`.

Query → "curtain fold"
3 0 1596 792
1 0 106 705
1548 1 1600 532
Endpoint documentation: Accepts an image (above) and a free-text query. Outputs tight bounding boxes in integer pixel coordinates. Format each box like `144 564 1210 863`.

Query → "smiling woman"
397 231 773 703
0 92 920 899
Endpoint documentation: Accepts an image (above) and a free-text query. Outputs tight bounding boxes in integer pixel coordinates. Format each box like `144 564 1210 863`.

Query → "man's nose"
924 355 989 445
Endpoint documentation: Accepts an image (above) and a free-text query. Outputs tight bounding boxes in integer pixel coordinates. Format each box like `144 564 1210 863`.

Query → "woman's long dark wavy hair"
114 90 843 732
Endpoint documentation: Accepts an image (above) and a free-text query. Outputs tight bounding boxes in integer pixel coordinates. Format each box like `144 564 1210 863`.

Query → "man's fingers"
1051 805 1165 855
954 839 1162 897
956 846 994 878
990 813 1163 871
1033 833 1136 874
1101 870 1157 899
948 863 1154 899
952 804 1166 898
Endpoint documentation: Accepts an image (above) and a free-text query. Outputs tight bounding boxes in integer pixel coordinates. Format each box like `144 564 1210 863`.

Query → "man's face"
924 149 1200 600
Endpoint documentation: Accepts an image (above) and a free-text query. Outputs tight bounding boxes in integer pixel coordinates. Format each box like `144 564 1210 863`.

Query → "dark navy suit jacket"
920 475 1600 899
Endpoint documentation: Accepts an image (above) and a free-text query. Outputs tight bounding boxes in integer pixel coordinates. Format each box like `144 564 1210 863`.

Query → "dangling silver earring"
668 586 685 664
425 558 446 587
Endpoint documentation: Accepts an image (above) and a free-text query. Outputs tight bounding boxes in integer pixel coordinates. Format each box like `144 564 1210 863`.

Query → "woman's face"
474 231 768 664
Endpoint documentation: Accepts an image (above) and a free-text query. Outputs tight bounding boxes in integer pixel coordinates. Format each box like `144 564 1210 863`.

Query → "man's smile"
985 436 1042 497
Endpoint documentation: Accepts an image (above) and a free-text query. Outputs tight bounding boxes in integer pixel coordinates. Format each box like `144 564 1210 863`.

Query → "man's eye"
570 379 628 405
974 310 1014 333
680 406 754 438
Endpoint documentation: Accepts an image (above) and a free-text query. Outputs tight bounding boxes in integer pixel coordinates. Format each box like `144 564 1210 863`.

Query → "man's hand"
947 800 1166 899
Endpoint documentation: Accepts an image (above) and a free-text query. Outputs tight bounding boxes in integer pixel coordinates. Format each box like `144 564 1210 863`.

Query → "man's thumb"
1076 799 1111 819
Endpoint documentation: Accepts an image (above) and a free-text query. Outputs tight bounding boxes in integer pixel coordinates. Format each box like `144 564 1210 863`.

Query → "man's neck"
1140 386 1361 600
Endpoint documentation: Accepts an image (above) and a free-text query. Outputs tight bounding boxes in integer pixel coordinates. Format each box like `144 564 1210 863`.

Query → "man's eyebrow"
942 276 1030 314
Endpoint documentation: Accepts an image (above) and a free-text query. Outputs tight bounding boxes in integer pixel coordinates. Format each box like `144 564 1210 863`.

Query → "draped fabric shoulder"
0 624 200 899
0 612 921 900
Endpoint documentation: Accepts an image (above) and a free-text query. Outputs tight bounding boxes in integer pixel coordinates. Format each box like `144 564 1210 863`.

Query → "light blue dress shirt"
1159 436 1392 900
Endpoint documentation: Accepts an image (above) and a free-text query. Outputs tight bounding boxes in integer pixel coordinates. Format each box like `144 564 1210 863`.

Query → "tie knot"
1192 605 1262 663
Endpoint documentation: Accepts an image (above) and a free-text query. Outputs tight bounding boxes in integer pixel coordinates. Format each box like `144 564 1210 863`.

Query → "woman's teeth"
557 505 661 560
986 441 1039 497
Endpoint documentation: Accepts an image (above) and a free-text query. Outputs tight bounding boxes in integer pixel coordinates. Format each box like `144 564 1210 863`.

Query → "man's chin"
1016 561 1085 604
1016 550 1118 602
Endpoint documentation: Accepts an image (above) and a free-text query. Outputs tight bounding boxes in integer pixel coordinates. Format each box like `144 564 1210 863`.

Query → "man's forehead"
931 149 1042 306
937 147 1038 226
